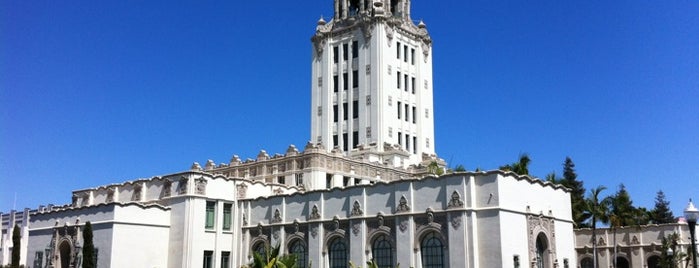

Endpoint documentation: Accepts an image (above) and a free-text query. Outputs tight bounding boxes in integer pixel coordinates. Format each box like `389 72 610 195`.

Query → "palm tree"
499 154 531 175
251 243 298 268
583 186 612 268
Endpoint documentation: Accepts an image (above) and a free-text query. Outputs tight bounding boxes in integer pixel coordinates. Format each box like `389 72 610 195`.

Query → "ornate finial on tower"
317 16 326 26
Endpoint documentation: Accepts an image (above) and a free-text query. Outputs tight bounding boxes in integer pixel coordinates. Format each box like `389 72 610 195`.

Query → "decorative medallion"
310 205 321 220
447 190 464 208
272 209 282 223
351 200 363 217
396 195 410 213
195 177 207 195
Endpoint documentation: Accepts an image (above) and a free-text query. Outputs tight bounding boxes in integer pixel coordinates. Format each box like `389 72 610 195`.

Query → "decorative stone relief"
427 210 434 223
598 237 606 246
332 217 340 231
163 180 172 197
421 41 430 62
352 222 361 236
195 177 207 195
351 200 363 217
242 212 248 226
310 205 321 220
273 230 280 240
272 209 282 224
311 226 319 238
396 195 410 213
527 214 558 266
399 219 409 233
106 188 115 203
447 190 464 208
385 25 394 42
360 21 374 41
377 214 384 227
237 184 248 199
177 177 189 195
72 194 78 206
631 235 640 245
450 214 461 229
81 193 90 206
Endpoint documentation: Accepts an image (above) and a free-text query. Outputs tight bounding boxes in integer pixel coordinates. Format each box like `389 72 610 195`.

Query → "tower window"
404 104 409 122
413 136 418 154
343 102 348 120
333 75 339 92
353 100 359 119
398 132 402 145
397 101 402 119
353 131 359 149
343 133 348 151
333 135 338 148
404 74 408 92
404 45 408 63
412 106 416 124
411 77 416 94
343 43 349 61
353 70 359 88
333 46 339 63
349 0 360 16
411 48 415 65
397 71 401 89
333 105 338 122
396 42 401 59
343 73 348 90
326 174 333 188
352 41 358 58
406 134 410 151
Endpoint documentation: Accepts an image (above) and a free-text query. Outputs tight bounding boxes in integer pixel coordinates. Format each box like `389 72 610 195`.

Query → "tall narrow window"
290 240 307 268
223 203 232 231
404 45 408 63
326 174 333 188
352 70 359 88
221 251 230 268
413 136 417 154
343 133 348 151
404 74 408 92
352 100 359 119
328 238 348 268
343 43 349 61
411 48 415 65
397 71 401 89
205 201 215 229
420 232 444 268
411 77 416 94
203 251 214 268
412 106 416 124
404 104 409 122
352 41 358 59
343 73 348 90
406 134 410 151
352 131 359 149
343 103 348 120
372 235 393 268
333 105 338 122
333 75 339 92
398 132 402 146
397 101 402 119
333 135 338 148
396 42 401 59
333 46 339 63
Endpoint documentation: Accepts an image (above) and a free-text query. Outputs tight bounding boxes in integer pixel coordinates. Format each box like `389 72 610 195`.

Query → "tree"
11 225 20 268
560 157 587 228
453 164 466 172
583 186 611 268
251 243 298 268
650 190 675 224
659 233 685 268
610 184 637 227
83 221 96 268
499 154 531 176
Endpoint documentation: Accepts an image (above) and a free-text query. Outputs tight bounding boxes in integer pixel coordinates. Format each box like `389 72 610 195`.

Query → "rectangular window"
221 251 230 268
411 48 415 65
333 46 339 63
406 134 410 151
404 45 408 63
343 103 348 120
354 178 362 185
343 176 350 186
404 74 408 92
413 136 417 154
343 133 348 151
277 176 285 184
398 132 402 145
333 105 338 122
203 251 213 268
343 73 348 90
352 70 359 88
326 174 333 188
343 43 348 61
397 71 401 89
295 173 304 186
205 201 215 229
223 203 232 231
333 135 338 148
333 75 338 92
353 100 359 119
411 77 416 94
412 106 416 124
396 42 401 59
426 138 430 148
353 131 359 149
397 101 402 119
352 41 358 58
405 104 409 122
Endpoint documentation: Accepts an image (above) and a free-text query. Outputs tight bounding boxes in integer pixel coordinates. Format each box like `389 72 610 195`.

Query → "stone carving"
177 177 188 195
273 230 280 240
106 188 114 203
598 237 606 246
273 188 284 195
399 219 409 233
311 226 319 238
131 184 142 201
242 212 248 225
427 210 434 223
294 221 300 233
237 184 247 199
396 195 410 213
81 193 90 206
385 25 394 42
72 194 78 206
332 217 340 231
310 205 321 220
422 41 430 62
163 180 172 197
631 235 640 245
272 209 282 223
447 190 464 208
360 21 374 41
195 177 207 195
351 200 363 217
450 214 461 229
352 222 361 236
377 214 384 227
527 214 558 265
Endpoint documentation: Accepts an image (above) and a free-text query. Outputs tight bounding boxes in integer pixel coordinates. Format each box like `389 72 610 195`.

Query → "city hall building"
18 1 576 267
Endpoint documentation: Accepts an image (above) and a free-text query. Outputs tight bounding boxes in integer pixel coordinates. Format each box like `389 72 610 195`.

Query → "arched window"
580 257 594 268
615 256 630 268
372 235 393 268
289 239 307 268
253 242 267 259
328 238 347 268
536 233 548 268
420 232 444 268
647 255 661 268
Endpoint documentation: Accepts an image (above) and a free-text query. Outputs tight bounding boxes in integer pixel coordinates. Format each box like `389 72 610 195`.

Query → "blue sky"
2 1 698 217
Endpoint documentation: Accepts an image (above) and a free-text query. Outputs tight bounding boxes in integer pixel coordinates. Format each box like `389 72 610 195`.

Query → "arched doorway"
647 255 661 268
616 256 630 268
536 233 548 268
59 241 72 268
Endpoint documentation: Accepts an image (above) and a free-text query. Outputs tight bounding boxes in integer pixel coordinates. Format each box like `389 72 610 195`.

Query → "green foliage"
250 243 298 268
559 157 588 228
427 161 444 176
82 221 96 268
659 233 686 268
650 190 675 224
12 225 20 268
499 154 530 175
583 185 612 268
349 259 399 268
453 164 466 172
